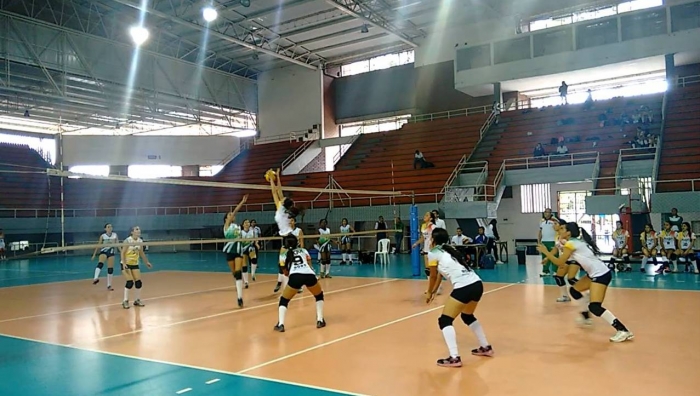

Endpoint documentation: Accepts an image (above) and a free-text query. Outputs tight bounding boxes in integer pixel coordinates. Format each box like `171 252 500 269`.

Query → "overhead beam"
325 0 419 48
111 0 324 70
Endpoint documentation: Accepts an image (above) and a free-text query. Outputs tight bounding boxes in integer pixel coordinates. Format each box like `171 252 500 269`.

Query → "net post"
410 204 421 277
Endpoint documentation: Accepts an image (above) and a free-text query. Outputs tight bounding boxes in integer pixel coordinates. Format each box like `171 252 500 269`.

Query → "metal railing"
254 129 317 145
677 74 700 88
332 133 361 166
617 148 657 188
409 104 493 123
441 159 488 194
281 138 316 170
501 151 599 170
654 178 700 192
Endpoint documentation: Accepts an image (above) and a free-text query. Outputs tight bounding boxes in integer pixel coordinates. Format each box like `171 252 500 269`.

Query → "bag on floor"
480 254 496 269
359 251 373 264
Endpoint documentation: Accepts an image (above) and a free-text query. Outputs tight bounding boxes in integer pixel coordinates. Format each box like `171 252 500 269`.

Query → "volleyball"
264 169 276 182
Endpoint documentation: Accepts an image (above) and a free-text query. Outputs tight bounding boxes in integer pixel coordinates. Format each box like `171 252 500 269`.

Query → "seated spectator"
533 143 546 157
451 228 473 246
413 150 434 169
473 227 487 244
556 143 569 155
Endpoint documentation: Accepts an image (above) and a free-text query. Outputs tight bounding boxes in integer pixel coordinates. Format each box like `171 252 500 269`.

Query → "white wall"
415 21 514 67
63 136 240 166
497 181 593 244
257 65 323 139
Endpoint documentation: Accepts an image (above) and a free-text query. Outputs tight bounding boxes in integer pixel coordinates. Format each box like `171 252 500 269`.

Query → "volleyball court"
0 166 698 396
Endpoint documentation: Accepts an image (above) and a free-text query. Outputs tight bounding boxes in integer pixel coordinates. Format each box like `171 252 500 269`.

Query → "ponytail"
566 222 600 255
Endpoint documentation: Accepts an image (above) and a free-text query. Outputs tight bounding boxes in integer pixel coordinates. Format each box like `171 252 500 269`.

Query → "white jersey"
100 233 118 253
678 231 695 250
275 204 293 236
540 218 557 242
279 248 315 276
563 238 609 278
291 227 302 237
659 230 677 250
340 225 351 234
0 237 4 249
421 223 434 252
240 228 255 248
252 226 261 238
428 246 480 289
318 228 331 245
223 223 241 253
642 231 657 249
613 230 629 249
123 236 143 266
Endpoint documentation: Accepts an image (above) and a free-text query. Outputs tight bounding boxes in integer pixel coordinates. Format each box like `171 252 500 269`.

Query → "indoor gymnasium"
1 0 700 395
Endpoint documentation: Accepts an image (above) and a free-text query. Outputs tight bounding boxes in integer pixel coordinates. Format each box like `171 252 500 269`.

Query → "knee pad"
107 267 114 275
97 262 104 269
424 268 430 277
588 302 605 317
460 313 476 326
569 287 583 300
242 266 248 273
554 275 565 287
279 296 290 308
125 280 134 289
315 292 324 302
438 314 454 330
251 258 257 265
234 271 242 280
567 277 578 286
135 280 142 289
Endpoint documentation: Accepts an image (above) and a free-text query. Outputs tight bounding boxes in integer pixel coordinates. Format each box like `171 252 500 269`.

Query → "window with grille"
520 183 551 213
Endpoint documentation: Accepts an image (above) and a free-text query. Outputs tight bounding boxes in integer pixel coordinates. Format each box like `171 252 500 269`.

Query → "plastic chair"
374 238 391 265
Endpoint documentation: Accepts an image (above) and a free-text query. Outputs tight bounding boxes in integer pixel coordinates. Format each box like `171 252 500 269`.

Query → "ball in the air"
265 169 276 182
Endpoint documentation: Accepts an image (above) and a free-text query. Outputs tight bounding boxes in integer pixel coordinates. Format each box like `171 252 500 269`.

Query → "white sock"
242 271 249 283
342 253 348 261
281 275 289 290
441 326 459 358
93 267 101 280
251 264 257 277
601 309 616 326
671 260 678 272
559 285 568 297
468 320 489 347
325 264 331 274
107 273 113 287
277 273 284 283
315 300 324 321
641 257 648 268
134 288 141 301
278 305 287 325
691 260 699 272
235 280 243 299
123 288 129 302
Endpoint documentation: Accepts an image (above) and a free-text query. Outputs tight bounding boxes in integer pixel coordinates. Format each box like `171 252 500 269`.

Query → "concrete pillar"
665 53 676 89
493 82 503 105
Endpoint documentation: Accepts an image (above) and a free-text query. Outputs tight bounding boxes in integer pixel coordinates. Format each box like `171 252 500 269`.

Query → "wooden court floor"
0 260 699 395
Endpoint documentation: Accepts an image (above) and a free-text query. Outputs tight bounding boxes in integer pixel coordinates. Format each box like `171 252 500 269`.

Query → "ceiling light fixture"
202 7 218 22
129 26 150 46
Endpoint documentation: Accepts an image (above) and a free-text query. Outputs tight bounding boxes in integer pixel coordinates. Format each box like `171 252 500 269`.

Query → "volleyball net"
0 164 404 256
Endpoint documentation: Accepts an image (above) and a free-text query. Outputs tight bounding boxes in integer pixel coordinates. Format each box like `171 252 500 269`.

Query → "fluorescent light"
202 7 218 22
230 129 257 137
129 26 149 46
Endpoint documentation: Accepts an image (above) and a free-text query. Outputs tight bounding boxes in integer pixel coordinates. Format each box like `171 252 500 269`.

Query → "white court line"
238 281 522 374
0 268 82 274
74 279 400 345
205 379 220 385
0 280 274 324
175 388 192 394
0 333 368 396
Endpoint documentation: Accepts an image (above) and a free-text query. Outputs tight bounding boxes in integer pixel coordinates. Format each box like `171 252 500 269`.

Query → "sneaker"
325 273 332 278
339 261 346 266
576 317 594 327
274 283 281 293
316 320 326 329
238 298 243 308
471 346 494 357
107 286 114 291
318 272 325 279
274 324 285 332
122 300 130 309
92 279 99 285
133 299 145 307
496 261 504 264
436 356 462 367
556 295 571 302
610 330 634 343
244 282 249 289
252 275 256 281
